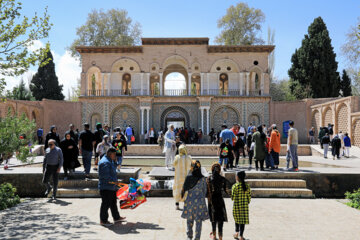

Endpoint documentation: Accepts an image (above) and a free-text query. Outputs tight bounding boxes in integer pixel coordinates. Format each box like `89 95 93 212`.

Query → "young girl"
207 162 230 240
181 160 209 240
232 171 251 240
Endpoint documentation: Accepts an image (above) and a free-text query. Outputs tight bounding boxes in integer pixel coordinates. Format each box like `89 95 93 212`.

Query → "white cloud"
27 40 45 52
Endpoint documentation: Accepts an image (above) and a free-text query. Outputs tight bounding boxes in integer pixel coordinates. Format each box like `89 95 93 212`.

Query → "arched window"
255 73 260 90
164 72 186 96
122 74 131 95
219 73 228 95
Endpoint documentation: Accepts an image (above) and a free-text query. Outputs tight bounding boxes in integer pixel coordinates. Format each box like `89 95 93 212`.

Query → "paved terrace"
0 198 359 240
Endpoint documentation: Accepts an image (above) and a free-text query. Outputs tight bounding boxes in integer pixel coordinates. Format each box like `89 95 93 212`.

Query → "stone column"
246 72 250 96
159 73 163 96
261 72 265 95
146 73 150 95
206 107 210 134
200 108 204 132
188 73 192 96
239 72 244 96
141 108 145 135
81 72 87 96
107 73 111 96
206 73 209 95
101 73 105 96
146 108 150 132
200 73 204 95
140 73 144 95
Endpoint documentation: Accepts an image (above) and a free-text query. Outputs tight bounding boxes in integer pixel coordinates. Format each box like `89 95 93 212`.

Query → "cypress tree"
30 50 64 100
340 69 352 97
288 17 340 99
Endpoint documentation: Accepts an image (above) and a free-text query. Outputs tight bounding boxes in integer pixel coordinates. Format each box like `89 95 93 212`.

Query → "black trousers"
227 152 234 168
212 221 224 235
235 223 245 236
255 158 265 170
42 164 59 196
248 150 254 166
100 190 120 222
38 136 43 144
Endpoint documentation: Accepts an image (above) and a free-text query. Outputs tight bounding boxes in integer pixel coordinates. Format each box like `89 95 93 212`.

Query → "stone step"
58 179 99 188
247 179 307 188
56 188 100 198
251 188 313 198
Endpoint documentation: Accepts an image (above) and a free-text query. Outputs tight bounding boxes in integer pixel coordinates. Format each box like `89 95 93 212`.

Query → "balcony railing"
84 89 266 97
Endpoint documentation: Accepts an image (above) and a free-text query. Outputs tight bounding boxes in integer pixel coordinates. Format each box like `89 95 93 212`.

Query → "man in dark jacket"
98 148 126 226
44 125 61 149
43 139 63 200
79 123 95 178
94 123 106 170
331 134 342 160
318 127 326 149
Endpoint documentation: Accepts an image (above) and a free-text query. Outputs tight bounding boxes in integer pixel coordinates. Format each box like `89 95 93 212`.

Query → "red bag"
131 135 135 143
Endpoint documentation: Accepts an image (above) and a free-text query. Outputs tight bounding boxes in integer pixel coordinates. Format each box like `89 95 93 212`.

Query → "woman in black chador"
207 162 230 240
60 133 80 179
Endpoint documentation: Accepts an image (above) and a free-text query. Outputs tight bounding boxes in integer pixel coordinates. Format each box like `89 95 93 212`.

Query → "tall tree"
6 78 34 100
30 50 64 100
69 8 142 59
341 18 360 95
215 2 265 45
0 0 51 96
340 69 352 97
288 17 340 99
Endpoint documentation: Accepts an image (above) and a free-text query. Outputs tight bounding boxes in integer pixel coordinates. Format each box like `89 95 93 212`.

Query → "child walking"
218 139 235 171
232 171 251 240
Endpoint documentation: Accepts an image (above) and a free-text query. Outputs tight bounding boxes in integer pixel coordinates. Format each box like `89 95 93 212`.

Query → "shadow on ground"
0 199 97 239
108 221 165 235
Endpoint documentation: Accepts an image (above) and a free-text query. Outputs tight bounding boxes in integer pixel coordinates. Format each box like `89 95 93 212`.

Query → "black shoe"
270 167 275 170
256 168 259 171
260 168 265 171
51 195 57 201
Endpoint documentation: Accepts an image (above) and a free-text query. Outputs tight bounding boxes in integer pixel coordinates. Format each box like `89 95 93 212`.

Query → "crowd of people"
317 123 352 159
41 122 135 200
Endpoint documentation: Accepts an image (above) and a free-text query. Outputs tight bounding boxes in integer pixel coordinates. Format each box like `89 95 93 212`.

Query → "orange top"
269 129 281 153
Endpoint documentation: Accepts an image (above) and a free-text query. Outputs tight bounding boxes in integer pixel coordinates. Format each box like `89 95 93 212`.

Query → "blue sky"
6 0 360 96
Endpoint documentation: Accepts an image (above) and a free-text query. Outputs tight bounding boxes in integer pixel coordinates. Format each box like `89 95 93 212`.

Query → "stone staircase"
248 179 313 198
56 179 100 198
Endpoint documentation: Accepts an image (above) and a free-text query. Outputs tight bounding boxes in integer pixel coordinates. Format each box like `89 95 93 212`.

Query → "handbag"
131 135 135 143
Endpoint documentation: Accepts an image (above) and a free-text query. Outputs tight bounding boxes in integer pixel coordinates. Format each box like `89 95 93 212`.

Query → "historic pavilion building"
76 38 275 142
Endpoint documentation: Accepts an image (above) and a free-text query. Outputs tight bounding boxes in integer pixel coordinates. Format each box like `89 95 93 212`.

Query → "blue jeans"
219 158 228 167
82 149 92 175
116 156 123 166
265 152 274 168
289 145 298 168
127 135 132 145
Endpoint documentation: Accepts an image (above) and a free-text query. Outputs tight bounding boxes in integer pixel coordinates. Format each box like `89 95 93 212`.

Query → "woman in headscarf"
44 125 60 149
181 160 209 240
173 144 192 210
60 133 80 180
207 162 229 240
252 125 267 171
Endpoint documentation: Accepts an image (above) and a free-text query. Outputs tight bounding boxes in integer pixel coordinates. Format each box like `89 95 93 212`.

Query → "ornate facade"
77 38 274 142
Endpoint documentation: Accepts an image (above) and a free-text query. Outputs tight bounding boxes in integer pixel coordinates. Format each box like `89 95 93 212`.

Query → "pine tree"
6 78 34 101
340 69 352 97
288 17 340 99
30 50 64 100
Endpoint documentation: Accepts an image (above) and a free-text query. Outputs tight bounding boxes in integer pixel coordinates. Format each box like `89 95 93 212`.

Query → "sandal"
233 233 239 239
210 232 216 240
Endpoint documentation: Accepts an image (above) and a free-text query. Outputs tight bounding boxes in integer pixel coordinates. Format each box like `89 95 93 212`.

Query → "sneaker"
44 186 52 197
100 221 113 227
114 216 126 223
223 168 227 172
51 195 57 201
116 169 121 173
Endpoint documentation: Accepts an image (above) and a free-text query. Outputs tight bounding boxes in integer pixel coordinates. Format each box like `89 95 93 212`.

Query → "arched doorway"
160 106 190 130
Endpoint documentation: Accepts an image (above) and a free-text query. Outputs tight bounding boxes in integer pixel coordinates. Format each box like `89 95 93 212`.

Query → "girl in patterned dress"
232 171 251 240
181 160 209 240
